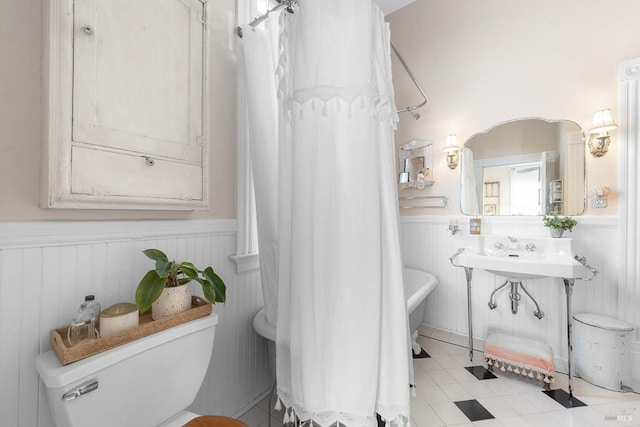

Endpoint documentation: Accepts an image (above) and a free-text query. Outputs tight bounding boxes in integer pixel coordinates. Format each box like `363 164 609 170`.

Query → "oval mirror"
460 118 586 216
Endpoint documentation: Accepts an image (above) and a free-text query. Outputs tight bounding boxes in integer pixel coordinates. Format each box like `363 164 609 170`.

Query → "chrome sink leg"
563 278 575 403
464 267 474 361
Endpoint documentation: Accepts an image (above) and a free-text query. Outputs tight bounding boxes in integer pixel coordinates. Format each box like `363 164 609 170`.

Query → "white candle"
99 303 139 338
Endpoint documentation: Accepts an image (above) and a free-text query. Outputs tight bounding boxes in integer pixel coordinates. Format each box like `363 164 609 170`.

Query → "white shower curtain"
275 1 411 426
461 147 480 215
239 16 282 327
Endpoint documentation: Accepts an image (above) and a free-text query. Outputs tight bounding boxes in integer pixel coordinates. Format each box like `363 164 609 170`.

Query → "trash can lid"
573 313 634 332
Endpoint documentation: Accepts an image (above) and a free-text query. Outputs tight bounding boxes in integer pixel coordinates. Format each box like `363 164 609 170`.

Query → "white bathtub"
404 267 438 338
253 267 438 357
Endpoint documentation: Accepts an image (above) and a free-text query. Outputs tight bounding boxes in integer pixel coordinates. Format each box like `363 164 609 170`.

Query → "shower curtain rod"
236 1 428 116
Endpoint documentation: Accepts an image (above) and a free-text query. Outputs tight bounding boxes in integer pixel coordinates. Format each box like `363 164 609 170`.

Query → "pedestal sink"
450 234 598 406
456 234 583 280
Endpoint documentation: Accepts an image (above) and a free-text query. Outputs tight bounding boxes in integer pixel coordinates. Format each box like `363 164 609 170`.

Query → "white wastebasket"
573 313 634 391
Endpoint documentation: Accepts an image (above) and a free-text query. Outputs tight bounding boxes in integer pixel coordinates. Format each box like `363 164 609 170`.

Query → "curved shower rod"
390 41 428 117
237 2 429 117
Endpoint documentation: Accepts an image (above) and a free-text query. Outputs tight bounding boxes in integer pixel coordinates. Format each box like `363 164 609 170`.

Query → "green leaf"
135 270 167 313
203 267 226 303
180 263 199 279
198 278 217 304
143 249 168 262
178 277 193 286
155 259 172 278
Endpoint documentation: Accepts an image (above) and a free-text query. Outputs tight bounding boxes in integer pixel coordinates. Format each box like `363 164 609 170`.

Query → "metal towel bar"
399 196 448 209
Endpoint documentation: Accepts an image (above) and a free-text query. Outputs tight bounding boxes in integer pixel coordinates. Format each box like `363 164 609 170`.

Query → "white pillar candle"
99 303 139 338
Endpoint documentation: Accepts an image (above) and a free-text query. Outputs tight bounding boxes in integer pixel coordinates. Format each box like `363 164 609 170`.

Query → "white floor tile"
470 420 502 427
411 404 445 427
446 367 478 383
428 369 459 386
238 405 269 427
500 394 544 415
415 369 437 387
417 385 453 404
430 401 470 425
497 415 533 427
522 410 592 427
459 381 497 399
416 357 445 372
476 397 518 419
440 383 475 402
521 391 567 412
482 379 519 397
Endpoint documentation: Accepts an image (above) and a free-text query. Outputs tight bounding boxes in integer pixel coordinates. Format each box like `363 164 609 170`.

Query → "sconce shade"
443 134 459 153
443 134 460 169
589 109 618 134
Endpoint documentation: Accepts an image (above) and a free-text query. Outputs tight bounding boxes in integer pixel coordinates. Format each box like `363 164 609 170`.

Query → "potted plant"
135 249 226 320
542 215 578 238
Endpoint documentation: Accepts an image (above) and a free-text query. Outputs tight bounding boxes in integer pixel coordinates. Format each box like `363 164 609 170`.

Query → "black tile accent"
412 348 430 359
465 365 498 380
542 389 587 408
454 399 494 422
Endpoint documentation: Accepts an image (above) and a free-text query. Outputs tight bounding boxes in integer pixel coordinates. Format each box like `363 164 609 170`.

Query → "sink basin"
456 234 582 280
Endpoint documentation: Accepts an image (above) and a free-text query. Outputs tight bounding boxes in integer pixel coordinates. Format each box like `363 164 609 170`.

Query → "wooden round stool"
184 415 248 427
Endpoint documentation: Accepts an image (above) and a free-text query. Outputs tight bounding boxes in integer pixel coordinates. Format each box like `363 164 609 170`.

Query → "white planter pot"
152 284 192 320
550 228 564 238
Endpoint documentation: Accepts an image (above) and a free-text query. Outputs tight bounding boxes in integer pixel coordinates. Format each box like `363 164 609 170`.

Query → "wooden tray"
51 296 212 365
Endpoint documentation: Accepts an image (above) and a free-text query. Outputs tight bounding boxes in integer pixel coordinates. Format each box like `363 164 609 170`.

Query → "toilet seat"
184 416 248 427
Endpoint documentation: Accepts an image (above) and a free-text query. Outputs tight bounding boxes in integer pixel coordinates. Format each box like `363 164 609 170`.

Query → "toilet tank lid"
36 313 218 388
573 313 634 332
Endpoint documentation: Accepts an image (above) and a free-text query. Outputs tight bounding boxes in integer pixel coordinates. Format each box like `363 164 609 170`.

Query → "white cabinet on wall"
43 0 210 210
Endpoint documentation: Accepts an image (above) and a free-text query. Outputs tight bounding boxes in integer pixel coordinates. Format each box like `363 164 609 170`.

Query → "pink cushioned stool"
484 333 555 389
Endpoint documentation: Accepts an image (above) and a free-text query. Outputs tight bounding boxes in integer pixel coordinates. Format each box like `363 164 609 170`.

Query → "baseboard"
231 386 274 419
418 325 486 353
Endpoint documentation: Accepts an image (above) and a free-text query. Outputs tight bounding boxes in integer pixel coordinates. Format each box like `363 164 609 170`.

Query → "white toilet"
36 312 219 427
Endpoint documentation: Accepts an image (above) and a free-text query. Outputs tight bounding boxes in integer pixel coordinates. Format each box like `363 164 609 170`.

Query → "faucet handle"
493 242 504 250
525 243 537 252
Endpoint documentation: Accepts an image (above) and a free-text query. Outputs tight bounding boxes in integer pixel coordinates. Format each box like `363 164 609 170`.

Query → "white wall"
0 221 272 427
388 0 640 216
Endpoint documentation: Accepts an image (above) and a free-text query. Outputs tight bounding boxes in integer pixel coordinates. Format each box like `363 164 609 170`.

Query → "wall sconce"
588 109 618 157
443 134 460 169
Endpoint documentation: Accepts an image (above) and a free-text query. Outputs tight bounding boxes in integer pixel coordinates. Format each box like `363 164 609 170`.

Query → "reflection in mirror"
398 139 434 189
460 119 585 216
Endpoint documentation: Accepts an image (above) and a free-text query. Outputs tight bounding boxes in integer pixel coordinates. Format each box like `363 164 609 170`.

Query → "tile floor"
238 334 640 426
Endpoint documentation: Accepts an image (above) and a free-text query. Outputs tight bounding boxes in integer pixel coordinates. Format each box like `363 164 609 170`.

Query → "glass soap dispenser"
68 302 96 346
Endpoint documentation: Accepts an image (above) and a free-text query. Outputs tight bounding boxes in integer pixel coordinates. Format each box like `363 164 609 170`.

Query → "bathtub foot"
411 331 421 355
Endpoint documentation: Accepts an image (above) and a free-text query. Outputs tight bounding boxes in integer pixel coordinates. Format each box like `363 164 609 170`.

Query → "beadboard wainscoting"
0 220 271 427
400 215 619 372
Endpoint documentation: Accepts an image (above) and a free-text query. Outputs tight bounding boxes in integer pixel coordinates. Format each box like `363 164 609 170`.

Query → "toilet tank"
36 313 218 427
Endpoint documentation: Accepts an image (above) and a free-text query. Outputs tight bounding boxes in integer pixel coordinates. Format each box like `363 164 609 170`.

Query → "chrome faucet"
507 236 517 243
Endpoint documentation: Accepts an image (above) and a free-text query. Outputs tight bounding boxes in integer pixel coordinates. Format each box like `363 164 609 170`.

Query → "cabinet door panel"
71 146 204 201
72 0 204 162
